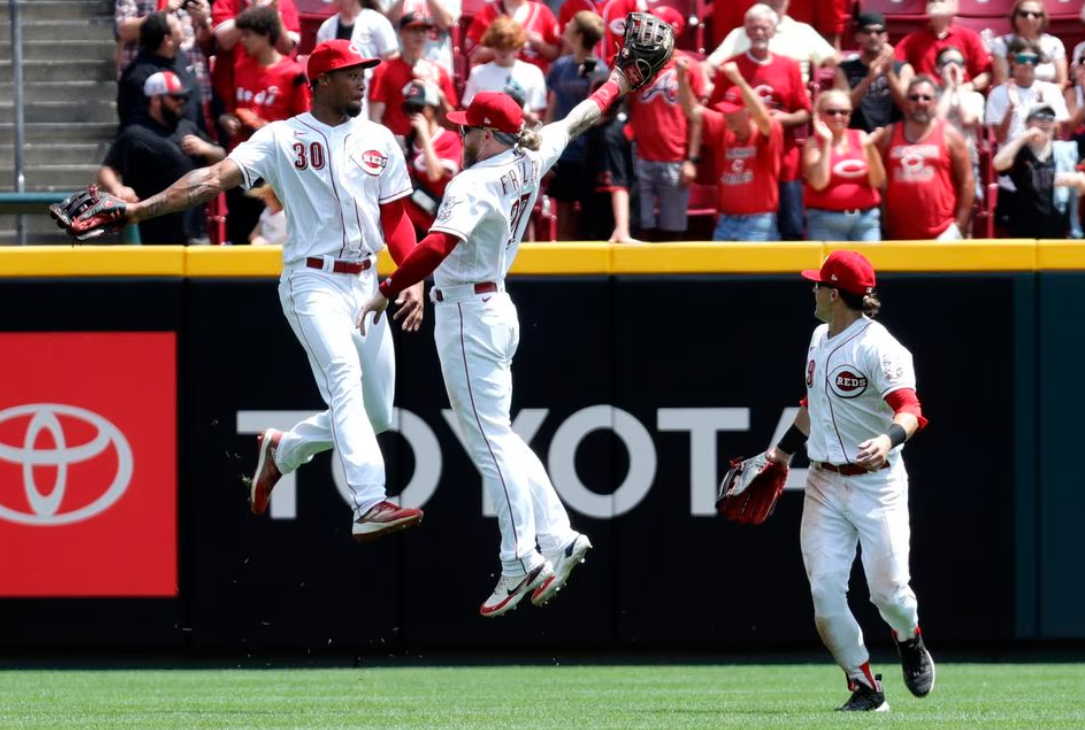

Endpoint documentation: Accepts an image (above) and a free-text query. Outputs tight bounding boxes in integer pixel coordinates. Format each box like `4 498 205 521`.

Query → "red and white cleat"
352 500 424 542
250 428 282 515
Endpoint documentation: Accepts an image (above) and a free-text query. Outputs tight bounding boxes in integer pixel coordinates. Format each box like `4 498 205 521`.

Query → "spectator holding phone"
401 82 462 232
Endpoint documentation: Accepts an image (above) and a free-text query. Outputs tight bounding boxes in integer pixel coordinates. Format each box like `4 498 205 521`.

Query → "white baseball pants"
800 461 920 676
275 264 395 518
434 289 577 577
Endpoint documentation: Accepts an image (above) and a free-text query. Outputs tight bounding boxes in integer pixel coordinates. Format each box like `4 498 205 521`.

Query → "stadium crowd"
103 0 1085 244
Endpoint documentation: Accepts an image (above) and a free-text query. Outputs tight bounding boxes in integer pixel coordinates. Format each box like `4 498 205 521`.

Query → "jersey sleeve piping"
379 187 413 204
429 225 469 242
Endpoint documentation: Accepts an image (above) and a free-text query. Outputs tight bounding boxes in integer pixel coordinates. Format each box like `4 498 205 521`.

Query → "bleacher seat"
645 0 706 53
955 0 1013 18
952 14 1011 38
295 0 337 55
855 0 928 17
1045 0 1080 19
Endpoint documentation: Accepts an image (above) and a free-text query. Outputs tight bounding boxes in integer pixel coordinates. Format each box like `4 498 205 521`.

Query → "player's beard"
462 142 479 169
344 101 362 118
909 108 931 124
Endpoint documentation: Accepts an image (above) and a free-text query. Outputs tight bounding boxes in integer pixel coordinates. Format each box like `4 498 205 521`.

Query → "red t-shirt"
369 57 459 136
627 52 705 163
803 128 881 212
883 120 958 240
709 53 811 181
466 0 561 74
894 25 993 86
703 112 784 215
558 0 599 30
212 0 300 34
406 127 463 229
600 0 645 65
229 55 311 148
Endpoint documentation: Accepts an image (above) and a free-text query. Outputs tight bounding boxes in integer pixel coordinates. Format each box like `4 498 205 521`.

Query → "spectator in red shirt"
401 81 463 232
627 6 705 240
710 0 849 54
219 5 310 245
558 0 600 39
707 4 811 241
680 59 784 241
803 89 885 241
599 0 644 65
894 0 992 93
369 12 459 137
466 0 562 74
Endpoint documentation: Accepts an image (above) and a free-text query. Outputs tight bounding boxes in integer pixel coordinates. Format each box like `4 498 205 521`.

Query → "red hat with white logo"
446 91 524 134
651 6 686 37
801 250 877 296
143 70 189 97
713 87 745 116
307 39 381 80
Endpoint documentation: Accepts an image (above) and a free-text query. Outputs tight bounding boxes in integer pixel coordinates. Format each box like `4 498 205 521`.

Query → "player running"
50 40 427 542
766 250 936 712
357 13 674 617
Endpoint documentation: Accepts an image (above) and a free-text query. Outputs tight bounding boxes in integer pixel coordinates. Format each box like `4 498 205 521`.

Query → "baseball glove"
49 185 129 242
716 451 788 525
616 12 675 92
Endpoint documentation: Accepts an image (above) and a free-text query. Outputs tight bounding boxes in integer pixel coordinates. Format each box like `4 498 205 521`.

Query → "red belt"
306 257 372 274
816 462 890 476
433 282 498 302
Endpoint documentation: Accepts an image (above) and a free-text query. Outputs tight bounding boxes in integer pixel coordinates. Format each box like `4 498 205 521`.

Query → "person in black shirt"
834 12 913 133
99 71 225 244
993 102 1084 238
117 11 205 132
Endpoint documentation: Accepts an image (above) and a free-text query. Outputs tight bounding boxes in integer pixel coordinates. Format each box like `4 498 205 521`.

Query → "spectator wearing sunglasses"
803 90 885 241
992 102 1083 239
934 47 985 202
874 75 974 241
894 1 991 94
985 37 1067 146
835 11 913 133
990 1 1066 88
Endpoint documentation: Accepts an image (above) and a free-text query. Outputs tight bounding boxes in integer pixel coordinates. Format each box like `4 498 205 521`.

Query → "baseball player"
50 40 427 542
356 14 674 616
766 250 935 711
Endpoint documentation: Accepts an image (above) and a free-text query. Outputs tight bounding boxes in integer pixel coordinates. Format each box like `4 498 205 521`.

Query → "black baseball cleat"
896 629 936 697
837 675 890 712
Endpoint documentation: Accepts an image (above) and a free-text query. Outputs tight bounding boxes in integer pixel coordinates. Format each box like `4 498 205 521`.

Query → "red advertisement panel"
0 333 177 596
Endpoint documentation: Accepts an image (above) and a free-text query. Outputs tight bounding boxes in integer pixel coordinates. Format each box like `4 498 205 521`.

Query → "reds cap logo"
0 403 133 526
358 149 387 176
829 364 868 398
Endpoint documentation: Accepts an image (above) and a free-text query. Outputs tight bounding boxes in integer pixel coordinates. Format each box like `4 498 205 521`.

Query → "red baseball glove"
716 451 788 525
49 185 130 242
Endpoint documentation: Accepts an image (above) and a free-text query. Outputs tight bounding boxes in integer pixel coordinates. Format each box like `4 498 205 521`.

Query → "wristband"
590 80 622 114
887 423 907 448
776 424 807 456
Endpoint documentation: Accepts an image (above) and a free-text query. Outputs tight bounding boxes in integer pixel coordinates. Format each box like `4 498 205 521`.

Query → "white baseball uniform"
799 315 922 682
228 112 412 518
427 124 578 577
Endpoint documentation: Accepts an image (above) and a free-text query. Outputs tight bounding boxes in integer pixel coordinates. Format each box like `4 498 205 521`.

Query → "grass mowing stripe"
0 664 1083 729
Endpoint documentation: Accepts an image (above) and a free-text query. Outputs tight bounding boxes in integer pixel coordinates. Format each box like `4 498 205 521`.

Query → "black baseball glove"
616 12 675 92
49 185 129 242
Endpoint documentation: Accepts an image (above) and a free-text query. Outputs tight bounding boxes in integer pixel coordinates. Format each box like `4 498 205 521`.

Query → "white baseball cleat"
351 501 424 542
531 533 592 607
480 563 553 618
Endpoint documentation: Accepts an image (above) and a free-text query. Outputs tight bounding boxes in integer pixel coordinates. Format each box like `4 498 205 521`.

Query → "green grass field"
1 663 1083 729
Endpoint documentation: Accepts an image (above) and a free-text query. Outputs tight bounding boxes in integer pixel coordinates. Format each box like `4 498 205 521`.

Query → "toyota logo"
0 404 133 526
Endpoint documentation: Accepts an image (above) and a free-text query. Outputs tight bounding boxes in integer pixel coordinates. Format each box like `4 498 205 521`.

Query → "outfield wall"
0 242 1081 655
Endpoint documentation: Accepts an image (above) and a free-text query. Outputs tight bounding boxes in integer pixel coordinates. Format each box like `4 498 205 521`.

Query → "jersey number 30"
293 141 326 170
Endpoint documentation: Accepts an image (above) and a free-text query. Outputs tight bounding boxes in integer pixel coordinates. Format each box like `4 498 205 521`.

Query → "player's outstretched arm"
554 69 632 141
128 159 244 225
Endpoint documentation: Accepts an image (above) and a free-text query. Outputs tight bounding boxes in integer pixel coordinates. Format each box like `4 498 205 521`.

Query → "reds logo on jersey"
833 159 868 179
358 150 388 176
237 85 281 107
829 365 868 398
639 68 679 105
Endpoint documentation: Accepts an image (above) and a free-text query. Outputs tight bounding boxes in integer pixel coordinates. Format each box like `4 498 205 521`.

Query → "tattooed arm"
552 70 633 142
127 159 244 225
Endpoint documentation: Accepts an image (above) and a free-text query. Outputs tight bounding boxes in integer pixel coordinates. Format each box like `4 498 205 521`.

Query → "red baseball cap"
801 250 877 296
307 39 380 80
446 91 524 134
652 6 686 37
713 88 745 116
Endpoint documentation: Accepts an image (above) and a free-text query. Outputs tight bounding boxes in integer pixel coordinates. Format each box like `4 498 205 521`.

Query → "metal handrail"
9 0 26 245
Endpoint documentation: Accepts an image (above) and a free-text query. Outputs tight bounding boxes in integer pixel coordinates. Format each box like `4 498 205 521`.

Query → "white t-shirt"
429 124 568 287
228 113 412 264
255 206 288 245
990 33 1065 84
707 16 836 84
803 316 917 466
315 10 398 119
462 60 548 112
984 80 1069 142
